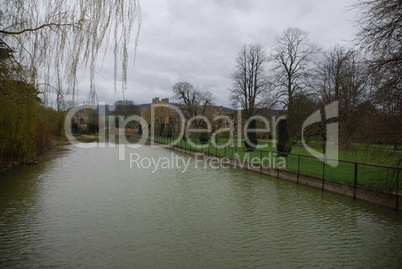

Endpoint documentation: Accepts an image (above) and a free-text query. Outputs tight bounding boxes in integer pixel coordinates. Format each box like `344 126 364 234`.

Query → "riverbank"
0 139 70 176
150 138 402 211
0 133 112 175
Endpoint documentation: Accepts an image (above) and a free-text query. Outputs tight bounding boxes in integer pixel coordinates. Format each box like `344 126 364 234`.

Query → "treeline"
161 1 401 151
228 0 401 150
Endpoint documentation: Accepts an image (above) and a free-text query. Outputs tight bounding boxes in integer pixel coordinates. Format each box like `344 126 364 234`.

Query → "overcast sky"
76 0 359 108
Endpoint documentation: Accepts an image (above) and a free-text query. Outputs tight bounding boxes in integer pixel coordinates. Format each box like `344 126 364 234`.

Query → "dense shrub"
0 85 65 163
199 132 209 144
276 118 292 157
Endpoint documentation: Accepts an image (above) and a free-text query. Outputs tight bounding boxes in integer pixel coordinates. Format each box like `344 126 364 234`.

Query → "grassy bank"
149 135 401 191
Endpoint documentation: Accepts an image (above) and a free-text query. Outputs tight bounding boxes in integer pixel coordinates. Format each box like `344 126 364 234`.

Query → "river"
1 142 401 268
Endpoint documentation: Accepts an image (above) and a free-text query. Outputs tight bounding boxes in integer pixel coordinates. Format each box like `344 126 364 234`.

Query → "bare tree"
172 81 214 140
270 28 319 139
199 91 214 117
354 0 402 96
172 82 214 118
113 100 139 118
316 45 368 143
354 0 402 149
230 43 269 117
0 0 141 107
172 82 199 119
229 44 269 150
355 0 402 77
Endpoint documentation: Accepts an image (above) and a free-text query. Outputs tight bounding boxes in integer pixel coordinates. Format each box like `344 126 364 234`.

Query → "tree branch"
0 23 76 35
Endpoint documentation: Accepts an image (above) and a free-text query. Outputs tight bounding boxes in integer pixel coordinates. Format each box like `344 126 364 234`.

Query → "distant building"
71 106 91 132
140 97 175 135
140 97 235 136
139 97 281 139
140 97 170 125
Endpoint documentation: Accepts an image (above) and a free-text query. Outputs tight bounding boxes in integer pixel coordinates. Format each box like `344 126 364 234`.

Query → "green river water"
0 142 401 268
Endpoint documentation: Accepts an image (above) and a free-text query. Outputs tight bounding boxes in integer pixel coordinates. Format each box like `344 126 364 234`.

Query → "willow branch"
0 23 76 35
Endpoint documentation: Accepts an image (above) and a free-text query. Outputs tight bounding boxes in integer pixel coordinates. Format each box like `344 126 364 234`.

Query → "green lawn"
146 135 401 191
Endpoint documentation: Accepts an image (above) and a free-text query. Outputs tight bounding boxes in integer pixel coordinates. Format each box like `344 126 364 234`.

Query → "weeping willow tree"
0 0 141 167
0 81 38 163
0 0 142 107
0 41 66 164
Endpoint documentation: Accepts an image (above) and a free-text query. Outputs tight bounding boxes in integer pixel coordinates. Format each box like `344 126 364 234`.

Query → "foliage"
160 123 165 137
138 123 143 135
71 122 78 134
0 83 38 162
0 37 65 164
113 100 139 119
163 124 173 138
199 132 210 144
87 123 99 134
158 122 173 138
0 92 65 163
276 119 292 157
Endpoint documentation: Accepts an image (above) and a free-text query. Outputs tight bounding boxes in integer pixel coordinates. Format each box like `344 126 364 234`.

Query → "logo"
302 101 339 167
64 101 339 169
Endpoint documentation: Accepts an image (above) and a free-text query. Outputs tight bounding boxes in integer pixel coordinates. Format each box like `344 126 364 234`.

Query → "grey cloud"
78 0 358 108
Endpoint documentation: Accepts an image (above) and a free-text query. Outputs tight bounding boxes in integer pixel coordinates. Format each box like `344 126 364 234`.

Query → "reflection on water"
1 143 401 268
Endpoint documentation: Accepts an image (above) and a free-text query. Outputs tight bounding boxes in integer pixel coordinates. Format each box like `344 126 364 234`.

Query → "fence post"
276 152 279 178
322 162 325 191
396 169 400 211
297 155 301 184
234 146 238 166
260 150 263 174
354 163 358 199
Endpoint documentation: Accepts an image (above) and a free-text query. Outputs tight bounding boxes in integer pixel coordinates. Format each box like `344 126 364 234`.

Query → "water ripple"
0 144 401 268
